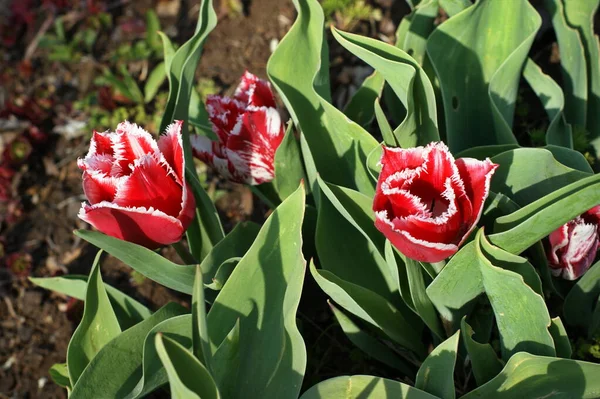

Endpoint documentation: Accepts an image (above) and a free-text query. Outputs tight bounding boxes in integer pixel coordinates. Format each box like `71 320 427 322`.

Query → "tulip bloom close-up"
77 120 195 249
373 142 498 263
191 71 285 185
547 206 600 280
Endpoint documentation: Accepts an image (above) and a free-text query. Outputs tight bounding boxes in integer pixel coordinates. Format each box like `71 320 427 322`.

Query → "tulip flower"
373 142 498 263
547 206 600 280
190 71 285 185
77 120 195 249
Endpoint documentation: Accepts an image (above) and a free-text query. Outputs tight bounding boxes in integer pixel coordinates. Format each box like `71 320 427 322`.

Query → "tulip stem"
172 241 197 265
430 260 446 274
250 184 279 210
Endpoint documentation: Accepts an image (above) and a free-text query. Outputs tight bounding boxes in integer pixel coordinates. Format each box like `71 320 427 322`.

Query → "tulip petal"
552 221 600 280
375 211 458 263
234 71 277 108
89 131 114 157
206 95 245 144
158 120 185 182
79 202 184 249
455 157 498 225
82 170 119 204
379 146 426 185
548 223 570 266
112 121 159 174
114 154 183 218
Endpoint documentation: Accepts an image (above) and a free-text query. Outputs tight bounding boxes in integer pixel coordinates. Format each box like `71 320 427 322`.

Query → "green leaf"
118 64 144 104
267 0 377 194
30 275 151 330
374 98 397 147
543 0 588 128
489 172 600 254
523 58 573 148
428 231 555 361
192 265 211 370
211 319 240 389
328 301 415 377
549 317 572 359
406 257 444 339
300 375 438 399
490 148 589 207
188 88 214 137
145 10 162 52
439 0 471 17
200 221 260 287
159 0 216 140
415 331 460 399
427 0 540 153
311 261 425 357
315 177 399 306
127 315 193 398
144 61 167 103
332 27 439 148
67 251 121 385
563 260 600 331
75 230 195 294
343 70 385 128
186 166 225 261
69 303 187 398
273 122 307 201
462 352 600 398
460 318 503 387
155 334 220 399
564 0 600 149
207 184 307 399
49 363 71 390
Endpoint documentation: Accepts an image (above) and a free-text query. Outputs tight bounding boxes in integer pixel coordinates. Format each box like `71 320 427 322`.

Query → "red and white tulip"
77 120 195 249
190 71 285 185
373 142 498 263
547 206 600 280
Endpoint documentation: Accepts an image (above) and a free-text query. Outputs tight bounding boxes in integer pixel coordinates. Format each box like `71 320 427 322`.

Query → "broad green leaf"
549 317 572 359
426 241 481 325
544 0 588 128
75 230 195 294
462 352 600 399
460 318 503 387
343 70 385 127
144 61 167 103
49 363 70 390
67 252 121 385
315 177 399 306
188 87 214 137
489 172 600 254
428 231 555 360
300 375 438 399
384 240 415 312
267 0 377 194
192 265 211 370
118 64 144 104
159 0 216 140
211 319 240 390
332 27 439 148
123 315 192 399
145 10 161 52
563 260 600 331
523 58 573 148
415 331 460 399
490 148 589 206
374 98 397 147
273 122 307 201
564 0 600 148
207 184 307 399
186 166 226 261
30 274 151 329
311 262 425 357
205 258 240 291
406 257 444 338
328 301 414 377
396 0 439 66
155 334 220 399
476 232 555 360
427 0 540 153
199 221 259 286
69 303 187 398
439 0 472 16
